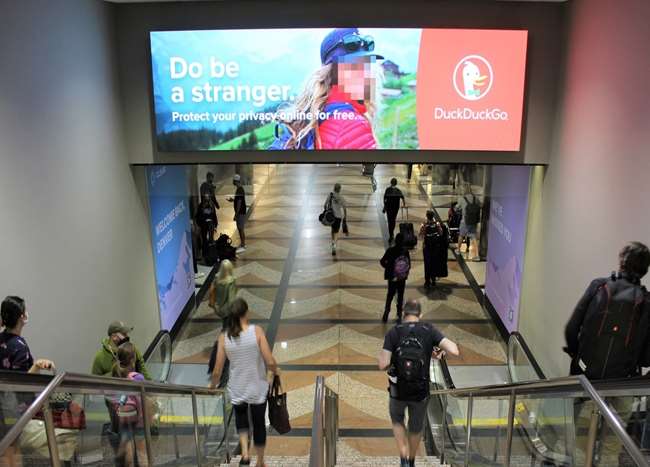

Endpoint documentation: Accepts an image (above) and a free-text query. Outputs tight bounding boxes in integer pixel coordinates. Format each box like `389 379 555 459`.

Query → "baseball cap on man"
107 321 133 336
233 174 241 182
320 28 384 65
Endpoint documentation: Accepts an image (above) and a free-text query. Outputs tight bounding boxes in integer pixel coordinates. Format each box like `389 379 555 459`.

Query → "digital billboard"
146 165 195 331
150 28 528 152
485 166 531 333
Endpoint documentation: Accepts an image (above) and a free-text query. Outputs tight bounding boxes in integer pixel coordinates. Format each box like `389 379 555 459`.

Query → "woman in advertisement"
271 28 383 150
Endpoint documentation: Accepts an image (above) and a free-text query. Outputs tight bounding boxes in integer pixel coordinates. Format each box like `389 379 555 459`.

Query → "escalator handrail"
143 329 171 361
508 331 546 380
0 370 224 457
143 330 173 383
438 354 456 389
429 374 650 397
431 374 649 466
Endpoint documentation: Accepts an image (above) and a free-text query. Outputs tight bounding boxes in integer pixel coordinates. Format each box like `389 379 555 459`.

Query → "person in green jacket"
91 321 151 380
209 259 238 325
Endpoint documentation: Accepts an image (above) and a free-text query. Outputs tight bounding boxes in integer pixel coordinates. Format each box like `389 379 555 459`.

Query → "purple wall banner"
485 166 531 333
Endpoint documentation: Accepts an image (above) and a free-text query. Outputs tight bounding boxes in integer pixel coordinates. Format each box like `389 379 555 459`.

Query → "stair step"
220 455 446 466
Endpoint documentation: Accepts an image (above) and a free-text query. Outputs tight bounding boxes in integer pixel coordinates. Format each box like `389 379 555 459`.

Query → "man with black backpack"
565 241 650 379
565 242 650 464
378 300 459 467
455 183 481 261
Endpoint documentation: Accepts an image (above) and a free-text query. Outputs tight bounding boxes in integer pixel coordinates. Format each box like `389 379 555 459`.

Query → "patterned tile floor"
172 164 504 458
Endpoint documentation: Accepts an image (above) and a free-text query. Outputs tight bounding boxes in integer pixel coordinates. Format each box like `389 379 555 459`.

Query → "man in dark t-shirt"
378 300 459 467
227 174 247 252
383 178 406 242
200 172 220 210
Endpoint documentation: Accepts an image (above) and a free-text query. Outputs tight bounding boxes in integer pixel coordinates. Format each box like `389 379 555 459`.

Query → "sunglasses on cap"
326 34 375 58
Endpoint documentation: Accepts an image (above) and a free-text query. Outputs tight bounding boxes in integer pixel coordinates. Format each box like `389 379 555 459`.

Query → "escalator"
425 332 650 466
143 329 238 463
0 330 232 467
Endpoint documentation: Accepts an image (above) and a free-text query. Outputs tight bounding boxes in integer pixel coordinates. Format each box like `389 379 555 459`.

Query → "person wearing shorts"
378 300 459 467
329 183 347 256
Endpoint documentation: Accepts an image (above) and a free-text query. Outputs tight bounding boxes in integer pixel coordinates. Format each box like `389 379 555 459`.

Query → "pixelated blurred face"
337 56 376 101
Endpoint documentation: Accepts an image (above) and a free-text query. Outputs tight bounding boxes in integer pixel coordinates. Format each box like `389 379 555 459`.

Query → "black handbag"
318 193 335 226
267 375 291 435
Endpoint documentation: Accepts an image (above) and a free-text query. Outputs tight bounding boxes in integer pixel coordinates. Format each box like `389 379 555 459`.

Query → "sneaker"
472 256 481 262
331 243 337 256
236 246 246 253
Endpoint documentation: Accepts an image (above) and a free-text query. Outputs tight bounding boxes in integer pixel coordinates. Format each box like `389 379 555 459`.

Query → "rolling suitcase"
399 207 417 249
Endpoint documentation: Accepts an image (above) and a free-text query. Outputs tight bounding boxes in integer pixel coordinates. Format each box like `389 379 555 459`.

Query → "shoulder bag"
267 375 291 434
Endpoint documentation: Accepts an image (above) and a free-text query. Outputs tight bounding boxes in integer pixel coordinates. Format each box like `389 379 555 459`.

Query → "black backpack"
577 278 649 380
463 195 480 226
424 223 442 248
215 234 237 261
393 324 429 401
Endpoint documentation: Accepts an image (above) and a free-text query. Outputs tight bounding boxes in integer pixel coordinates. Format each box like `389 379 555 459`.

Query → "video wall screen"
150 28 528 152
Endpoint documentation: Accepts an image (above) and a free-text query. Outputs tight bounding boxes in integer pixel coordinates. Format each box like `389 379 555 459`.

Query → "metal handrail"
309 376 339 467
580 376 648 467
0 370 226 465
0 372 66 456
430 374 649 466
0 370 223 396
309 376 326 467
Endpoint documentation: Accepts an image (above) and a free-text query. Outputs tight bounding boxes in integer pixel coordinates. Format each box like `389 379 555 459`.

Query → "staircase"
220 456 444 466
220 440 446 466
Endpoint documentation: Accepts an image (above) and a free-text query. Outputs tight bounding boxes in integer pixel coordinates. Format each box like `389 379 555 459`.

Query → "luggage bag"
399 207 417 249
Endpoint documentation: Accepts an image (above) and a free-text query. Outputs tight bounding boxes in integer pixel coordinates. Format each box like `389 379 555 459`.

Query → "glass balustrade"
0 372 228 467
428 377 649 467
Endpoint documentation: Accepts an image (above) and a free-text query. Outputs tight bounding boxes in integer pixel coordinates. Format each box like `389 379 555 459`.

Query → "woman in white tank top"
210 298 278 467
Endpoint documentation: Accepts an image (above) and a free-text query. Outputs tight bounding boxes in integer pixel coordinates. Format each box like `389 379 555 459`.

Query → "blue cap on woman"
320 28 384 65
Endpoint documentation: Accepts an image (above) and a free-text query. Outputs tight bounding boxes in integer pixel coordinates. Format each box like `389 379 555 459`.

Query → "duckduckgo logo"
434 54 508 122
453 55 493 101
